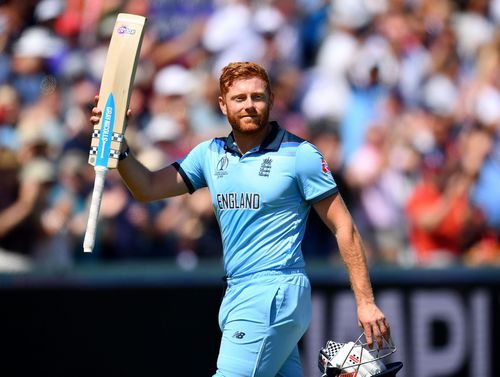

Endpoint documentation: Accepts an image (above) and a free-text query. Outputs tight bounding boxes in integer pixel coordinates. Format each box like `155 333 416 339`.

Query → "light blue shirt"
174 122 338 277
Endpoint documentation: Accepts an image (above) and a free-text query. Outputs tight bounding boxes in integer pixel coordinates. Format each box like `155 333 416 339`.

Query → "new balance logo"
232 331 246 339
259 158 272 177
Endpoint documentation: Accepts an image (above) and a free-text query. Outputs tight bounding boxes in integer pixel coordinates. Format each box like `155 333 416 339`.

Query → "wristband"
118 145 130 161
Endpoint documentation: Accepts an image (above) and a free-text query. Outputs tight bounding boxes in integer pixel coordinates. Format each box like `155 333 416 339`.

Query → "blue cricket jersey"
173 122 338 278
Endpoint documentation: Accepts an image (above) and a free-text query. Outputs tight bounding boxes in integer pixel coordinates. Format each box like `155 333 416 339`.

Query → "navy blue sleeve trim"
309 187 339 204
172 162 195 194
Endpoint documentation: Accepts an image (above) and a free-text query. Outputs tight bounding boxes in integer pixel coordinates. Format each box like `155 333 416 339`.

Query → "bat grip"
83 167 107 252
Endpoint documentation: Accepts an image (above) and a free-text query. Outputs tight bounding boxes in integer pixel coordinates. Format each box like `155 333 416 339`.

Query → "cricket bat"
83 13 146 252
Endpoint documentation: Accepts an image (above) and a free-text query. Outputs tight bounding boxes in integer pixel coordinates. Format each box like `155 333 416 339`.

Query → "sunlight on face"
218 77 273 135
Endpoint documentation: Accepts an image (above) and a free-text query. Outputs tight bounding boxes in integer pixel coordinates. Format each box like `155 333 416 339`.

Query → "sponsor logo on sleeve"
321 158 331 173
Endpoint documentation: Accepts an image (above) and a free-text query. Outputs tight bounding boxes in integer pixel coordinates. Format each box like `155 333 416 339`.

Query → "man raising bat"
83 13 146 253
91 61 391 377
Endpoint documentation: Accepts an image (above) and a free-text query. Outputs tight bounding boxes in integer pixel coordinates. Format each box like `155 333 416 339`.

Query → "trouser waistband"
223 268 306 286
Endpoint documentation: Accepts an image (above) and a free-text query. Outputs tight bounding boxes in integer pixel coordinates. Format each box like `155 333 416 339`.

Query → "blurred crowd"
0 0 499 271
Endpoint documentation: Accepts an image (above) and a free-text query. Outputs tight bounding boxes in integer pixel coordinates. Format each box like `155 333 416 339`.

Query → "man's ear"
218 95 227 115
269 92 275 109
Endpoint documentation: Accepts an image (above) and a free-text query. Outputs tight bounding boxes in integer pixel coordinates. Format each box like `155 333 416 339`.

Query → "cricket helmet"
318 333 403 377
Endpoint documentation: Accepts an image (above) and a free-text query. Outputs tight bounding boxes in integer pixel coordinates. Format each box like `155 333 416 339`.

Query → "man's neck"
233 123 272 155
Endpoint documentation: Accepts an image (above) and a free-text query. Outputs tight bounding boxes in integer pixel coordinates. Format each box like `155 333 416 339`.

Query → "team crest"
259 158 272 177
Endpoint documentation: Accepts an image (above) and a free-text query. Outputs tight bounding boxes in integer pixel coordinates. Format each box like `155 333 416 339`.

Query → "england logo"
259 158 272 177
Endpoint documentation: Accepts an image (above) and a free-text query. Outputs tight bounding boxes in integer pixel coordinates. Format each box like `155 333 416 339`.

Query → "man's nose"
243 98 256 109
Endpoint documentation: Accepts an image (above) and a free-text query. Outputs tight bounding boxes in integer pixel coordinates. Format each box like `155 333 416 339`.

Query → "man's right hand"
90 95 132 125
90 95 131 153
90 95 102 126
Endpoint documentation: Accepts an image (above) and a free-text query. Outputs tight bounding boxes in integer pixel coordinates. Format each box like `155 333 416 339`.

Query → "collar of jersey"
224 121 284 155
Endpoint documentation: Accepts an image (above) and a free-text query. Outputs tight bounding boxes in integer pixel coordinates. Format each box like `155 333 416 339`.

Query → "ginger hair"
219 62 271 97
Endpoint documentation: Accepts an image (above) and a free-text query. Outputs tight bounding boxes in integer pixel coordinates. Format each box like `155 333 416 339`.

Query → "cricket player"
91 62 390 377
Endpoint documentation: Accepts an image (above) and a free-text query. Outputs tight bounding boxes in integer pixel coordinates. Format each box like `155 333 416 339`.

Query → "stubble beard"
227 110 270 135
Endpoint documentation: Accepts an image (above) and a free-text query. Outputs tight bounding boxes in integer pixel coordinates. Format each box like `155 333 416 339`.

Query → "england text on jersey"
216 192 261 210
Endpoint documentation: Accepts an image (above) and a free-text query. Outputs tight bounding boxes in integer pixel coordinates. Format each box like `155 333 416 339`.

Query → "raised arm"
313 193 390 348
117 141 189 201
91 103 189 202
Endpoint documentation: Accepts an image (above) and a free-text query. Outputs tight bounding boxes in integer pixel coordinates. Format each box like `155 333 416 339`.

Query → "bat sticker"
96 94 115 165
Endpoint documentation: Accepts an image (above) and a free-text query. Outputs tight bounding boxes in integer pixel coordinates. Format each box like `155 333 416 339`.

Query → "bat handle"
83 167 108 252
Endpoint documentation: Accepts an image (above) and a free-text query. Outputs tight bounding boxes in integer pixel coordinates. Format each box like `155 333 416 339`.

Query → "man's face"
218 77 273 134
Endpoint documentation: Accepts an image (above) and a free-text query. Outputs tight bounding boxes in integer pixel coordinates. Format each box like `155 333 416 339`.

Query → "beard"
226 107 271 135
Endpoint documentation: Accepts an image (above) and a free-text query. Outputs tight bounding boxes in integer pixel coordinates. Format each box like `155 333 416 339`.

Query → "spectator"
0 0 497 270
405 156 485 267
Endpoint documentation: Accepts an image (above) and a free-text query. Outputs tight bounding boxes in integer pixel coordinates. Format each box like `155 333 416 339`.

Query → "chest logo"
215 155 229 178
259 158 272 177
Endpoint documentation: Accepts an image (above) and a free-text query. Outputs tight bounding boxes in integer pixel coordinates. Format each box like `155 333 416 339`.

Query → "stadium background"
0 0 499 376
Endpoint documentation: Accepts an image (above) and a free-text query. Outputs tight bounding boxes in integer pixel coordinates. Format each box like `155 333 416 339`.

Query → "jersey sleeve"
173 141 210 193
295 142 338 203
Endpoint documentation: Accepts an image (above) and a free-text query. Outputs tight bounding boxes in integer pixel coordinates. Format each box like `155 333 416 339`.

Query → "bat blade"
83 13 146 253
